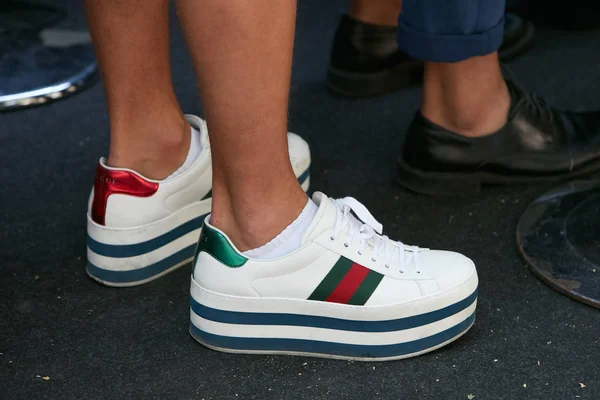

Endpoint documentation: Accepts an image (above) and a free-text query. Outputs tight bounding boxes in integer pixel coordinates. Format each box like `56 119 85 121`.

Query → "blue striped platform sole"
189 276 478 361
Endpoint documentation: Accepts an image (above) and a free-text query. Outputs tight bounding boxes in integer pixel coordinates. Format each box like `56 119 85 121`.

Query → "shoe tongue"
301 192 338 244
302 193 396 257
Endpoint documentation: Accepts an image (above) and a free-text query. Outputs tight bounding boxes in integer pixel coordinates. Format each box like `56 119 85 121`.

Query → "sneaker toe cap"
419 250 477 292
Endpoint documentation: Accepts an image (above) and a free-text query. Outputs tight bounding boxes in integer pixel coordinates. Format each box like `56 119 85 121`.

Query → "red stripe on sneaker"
325 263 370 304
91 163 159 225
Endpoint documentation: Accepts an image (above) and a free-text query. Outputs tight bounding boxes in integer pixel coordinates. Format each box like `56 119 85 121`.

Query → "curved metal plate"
0 28 97 112
1 0 65 31
517 177 600 308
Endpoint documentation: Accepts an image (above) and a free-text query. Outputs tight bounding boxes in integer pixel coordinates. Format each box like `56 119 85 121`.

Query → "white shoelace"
329 197 422 274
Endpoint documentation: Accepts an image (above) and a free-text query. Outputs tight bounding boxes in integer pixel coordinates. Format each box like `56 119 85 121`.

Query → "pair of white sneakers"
87 114 478 361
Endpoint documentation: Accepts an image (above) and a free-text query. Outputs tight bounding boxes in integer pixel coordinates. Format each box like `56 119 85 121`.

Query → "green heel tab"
195 222 248 268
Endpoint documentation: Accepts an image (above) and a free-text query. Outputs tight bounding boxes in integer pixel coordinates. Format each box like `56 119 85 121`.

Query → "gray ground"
1 1 599 399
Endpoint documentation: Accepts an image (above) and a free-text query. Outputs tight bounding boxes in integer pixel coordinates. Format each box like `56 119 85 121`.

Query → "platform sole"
86 172 310 287
87 200 212 287
397 157 600 196
189 272 478 361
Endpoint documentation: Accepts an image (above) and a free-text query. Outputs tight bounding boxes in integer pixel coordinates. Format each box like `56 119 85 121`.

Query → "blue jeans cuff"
397 17 505 62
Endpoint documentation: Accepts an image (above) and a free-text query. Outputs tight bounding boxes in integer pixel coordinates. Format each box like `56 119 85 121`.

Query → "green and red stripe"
308 256 383 306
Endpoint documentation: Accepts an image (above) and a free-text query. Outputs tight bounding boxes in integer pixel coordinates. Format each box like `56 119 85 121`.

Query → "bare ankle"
349 0 402 26
421 87 510 137
421 54 510 137
210 182 308 251
107 113 190 179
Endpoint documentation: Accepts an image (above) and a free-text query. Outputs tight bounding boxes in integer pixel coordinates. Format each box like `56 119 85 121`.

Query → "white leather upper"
288 132 311 178
195 193 477 307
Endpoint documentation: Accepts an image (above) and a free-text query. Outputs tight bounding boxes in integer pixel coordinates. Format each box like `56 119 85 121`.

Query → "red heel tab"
91 163 159 225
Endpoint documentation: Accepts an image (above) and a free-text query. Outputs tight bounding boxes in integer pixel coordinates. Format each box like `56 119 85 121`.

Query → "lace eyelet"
399 270 405 274
416 271 421 274
384 264 390 269
343 242 349 248
329 235 336 242
370 257 377 263
356 250 363 256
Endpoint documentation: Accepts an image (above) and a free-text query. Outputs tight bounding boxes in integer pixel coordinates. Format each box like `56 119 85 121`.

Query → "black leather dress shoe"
397 80 600 196
327 13 535 98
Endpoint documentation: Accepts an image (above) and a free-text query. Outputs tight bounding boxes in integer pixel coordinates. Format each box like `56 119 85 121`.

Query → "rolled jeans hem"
397 17 504 62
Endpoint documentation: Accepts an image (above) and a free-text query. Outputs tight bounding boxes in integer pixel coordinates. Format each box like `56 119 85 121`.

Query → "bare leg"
176 0 307 250
85 0 189 179
421 53 510 137
349 0 402 26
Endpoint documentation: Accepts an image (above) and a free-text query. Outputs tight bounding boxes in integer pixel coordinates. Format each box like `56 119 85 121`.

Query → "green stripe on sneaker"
347 270 384 306
308 256 353 301
195 223 247 269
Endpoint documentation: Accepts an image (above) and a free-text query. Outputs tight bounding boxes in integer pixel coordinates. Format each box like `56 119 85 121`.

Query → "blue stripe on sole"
297 167 310 186
87 166 310 259
87 244 196 283
88 215 207 258
190 289 477 333
190 312 476 359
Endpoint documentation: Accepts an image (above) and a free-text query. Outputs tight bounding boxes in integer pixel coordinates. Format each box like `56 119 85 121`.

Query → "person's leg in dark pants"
399 0 510 136
397 0 600 195
326 0 534 97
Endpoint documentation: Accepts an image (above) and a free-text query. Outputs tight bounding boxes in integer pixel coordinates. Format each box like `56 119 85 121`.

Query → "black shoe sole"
396 156 600 196
327 21 535 98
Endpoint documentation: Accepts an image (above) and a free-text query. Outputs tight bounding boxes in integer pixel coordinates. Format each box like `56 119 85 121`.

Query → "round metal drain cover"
517 177 600 309
0 2 97 112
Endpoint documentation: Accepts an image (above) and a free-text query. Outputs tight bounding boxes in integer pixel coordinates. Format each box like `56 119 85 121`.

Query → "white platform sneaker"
86 114 311 287
190 192 478 361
